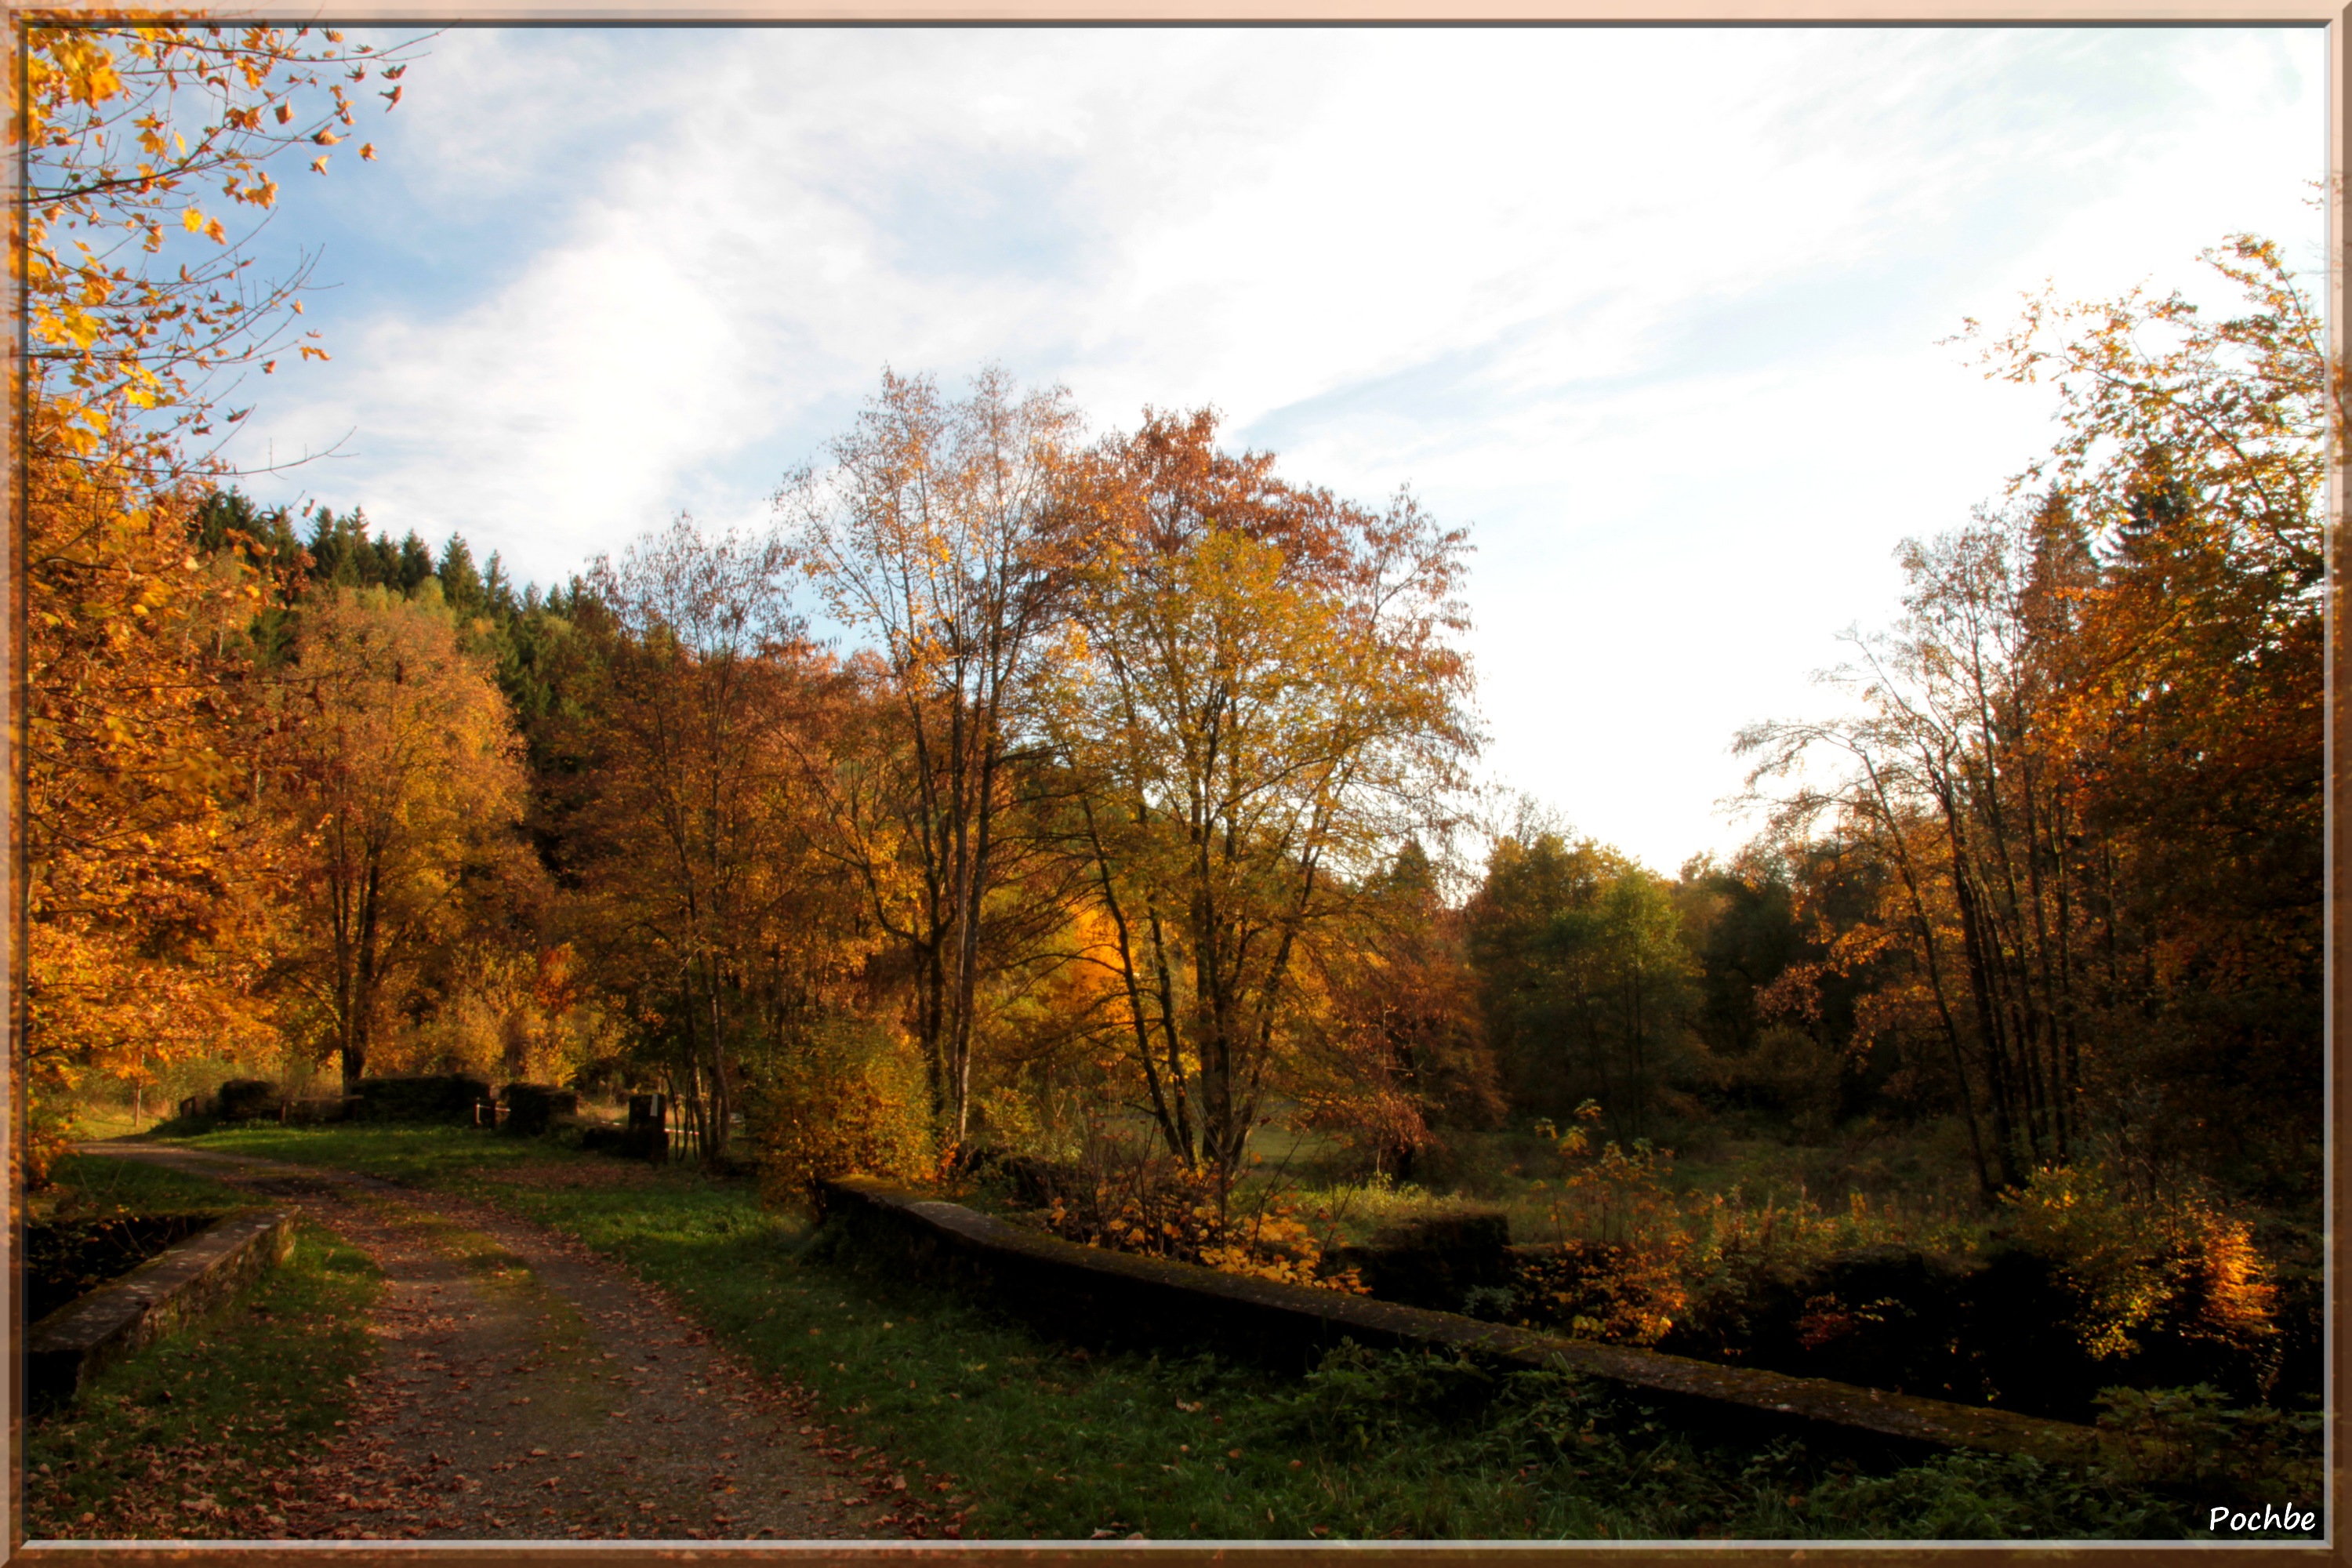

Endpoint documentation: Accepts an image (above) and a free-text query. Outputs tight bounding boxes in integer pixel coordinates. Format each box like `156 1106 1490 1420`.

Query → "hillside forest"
24 23 2326 1434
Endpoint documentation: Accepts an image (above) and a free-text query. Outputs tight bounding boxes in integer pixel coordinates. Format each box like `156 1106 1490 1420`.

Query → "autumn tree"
273 590 525 1089
20 22 413 473
1739 237 2328 1202
16 21 415 1167
21 437 291 1134
557 518 853 1163
1300 843 1501 1178
779 368 1087 1153
1050 410 1479 1188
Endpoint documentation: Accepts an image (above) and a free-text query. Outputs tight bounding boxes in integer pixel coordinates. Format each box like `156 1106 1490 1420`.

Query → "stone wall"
27 1210 296 1411
816 1175 2106 1468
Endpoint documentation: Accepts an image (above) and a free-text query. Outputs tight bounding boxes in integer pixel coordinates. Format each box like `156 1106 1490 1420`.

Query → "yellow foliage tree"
271 589 527 1089
780 368 1089 1154
1051 410 1480 1188
16 20 416 1174
24 446 284 1139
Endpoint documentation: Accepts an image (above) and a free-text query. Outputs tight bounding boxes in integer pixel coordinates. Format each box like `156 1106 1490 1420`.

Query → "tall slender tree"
779 368 1086 1152
564 518 818 1162
1739 237 2328 1200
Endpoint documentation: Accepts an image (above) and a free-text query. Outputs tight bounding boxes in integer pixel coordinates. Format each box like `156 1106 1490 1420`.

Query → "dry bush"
1020 1124 1367 1294
2001 1163 2278 1364
1508 1104 1690 1342
1504 1102 1983 1347
749 1020 936 1210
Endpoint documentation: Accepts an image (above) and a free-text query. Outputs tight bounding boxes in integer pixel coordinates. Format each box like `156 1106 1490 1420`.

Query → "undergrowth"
162 1126 2310 1541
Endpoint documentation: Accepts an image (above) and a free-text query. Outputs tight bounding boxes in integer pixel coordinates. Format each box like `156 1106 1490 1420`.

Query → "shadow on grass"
22 1221 383 1540
155 1124 2263 1543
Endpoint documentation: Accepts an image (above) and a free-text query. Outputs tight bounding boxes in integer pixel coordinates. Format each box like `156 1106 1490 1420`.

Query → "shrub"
1274 1343 1508 1450
1508 1238 1686 1345
2000 1164 2279 1365
1504 1104 1691 1342
213 1079 282 1123
1006 1127 1367 1293
2092 1384 2321 1504
748 1020 935 1208
499 1082 577 1137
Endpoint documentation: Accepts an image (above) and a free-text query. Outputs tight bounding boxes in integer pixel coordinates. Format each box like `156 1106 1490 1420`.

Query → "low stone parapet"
816 1175 2103 1468
26 1209 297 1412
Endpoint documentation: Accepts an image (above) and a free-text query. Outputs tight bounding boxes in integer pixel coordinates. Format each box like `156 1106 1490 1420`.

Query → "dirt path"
79 1144 898 1542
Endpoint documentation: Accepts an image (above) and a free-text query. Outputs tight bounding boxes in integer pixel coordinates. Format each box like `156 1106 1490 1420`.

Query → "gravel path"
78 1145 892 1542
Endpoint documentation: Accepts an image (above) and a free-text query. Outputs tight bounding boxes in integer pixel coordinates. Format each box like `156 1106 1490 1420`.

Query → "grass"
139 1123 2290 1541
24 1155 385 1540
33 1149 256 1220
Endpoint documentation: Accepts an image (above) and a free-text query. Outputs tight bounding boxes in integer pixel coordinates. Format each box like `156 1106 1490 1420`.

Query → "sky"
210 24 2328 875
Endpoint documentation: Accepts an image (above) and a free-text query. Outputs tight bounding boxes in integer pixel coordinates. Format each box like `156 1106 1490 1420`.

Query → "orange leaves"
1023 1158 1367 1294
1051 408 1479 1179
24 26 420 456
274 587 530 1083
23 32 126 135
524 942 582 1018
24 455 288 1123
750 1022 938 1206
20 22 430 1154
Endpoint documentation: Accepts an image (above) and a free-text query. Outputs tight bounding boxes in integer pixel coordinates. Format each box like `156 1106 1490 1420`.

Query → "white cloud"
225 24 2324 870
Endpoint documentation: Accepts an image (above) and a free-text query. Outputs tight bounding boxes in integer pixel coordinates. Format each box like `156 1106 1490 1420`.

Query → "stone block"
27 1210 296 1413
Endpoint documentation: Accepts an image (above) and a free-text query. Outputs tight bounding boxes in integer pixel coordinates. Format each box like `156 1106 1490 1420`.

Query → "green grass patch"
38 1151 256 1218
23 1221 385 1540
178 1121 584 1185
151 1124 2266 1541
